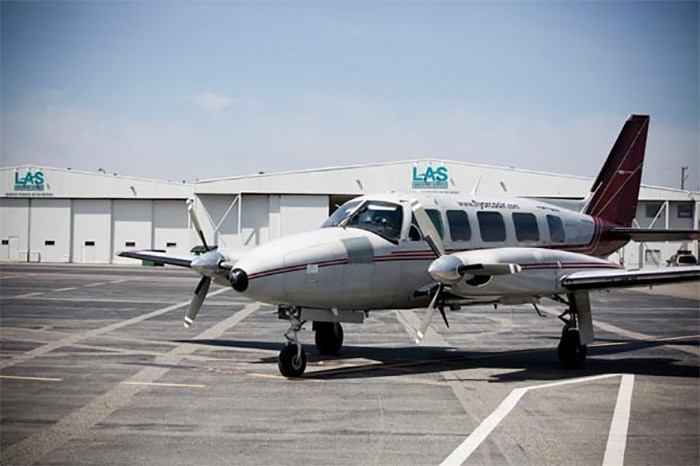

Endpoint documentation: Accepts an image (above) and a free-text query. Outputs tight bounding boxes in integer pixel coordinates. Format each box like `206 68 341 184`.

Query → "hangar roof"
1 165 193 199
195 158 697 202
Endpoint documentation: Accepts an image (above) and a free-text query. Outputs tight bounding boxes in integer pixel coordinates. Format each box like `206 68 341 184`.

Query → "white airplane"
120 115 700 377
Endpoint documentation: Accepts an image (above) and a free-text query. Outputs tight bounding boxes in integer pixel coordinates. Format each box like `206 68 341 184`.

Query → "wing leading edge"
117 250 194 268
562 266 700 291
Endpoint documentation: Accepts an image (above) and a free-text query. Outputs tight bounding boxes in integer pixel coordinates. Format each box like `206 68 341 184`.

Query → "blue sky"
2 1 698 189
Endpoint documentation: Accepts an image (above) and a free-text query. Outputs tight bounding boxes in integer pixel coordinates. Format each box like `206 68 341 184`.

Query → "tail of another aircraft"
583 114 649 227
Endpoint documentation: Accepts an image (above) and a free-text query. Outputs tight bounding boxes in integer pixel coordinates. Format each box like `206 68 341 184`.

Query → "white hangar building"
1 161 698 268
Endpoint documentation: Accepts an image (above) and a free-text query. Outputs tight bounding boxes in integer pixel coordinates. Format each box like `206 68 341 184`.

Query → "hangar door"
153 200 191 256
0 199 29 261
112 200 153 264
279 195 329 237
72 200 111 263
29 199 71 263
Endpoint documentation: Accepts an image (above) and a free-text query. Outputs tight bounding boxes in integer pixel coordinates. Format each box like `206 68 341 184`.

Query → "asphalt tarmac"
0 264 698 465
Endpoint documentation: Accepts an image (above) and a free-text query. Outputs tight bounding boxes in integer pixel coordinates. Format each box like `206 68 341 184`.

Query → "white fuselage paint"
214 192 620 311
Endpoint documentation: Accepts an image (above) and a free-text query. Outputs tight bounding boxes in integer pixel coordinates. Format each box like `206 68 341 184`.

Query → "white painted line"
440 373 624 466
53 287 77 292
0 287 231 370
0 375 63 382
82 282 106 287
602 374 635 466
124 381 206 389
11 292 44 298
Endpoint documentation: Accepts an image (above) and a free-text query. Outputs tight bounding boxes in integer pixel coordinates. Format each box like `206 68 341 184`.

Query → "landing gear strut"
278 311 307 378
314 321 344 355
555 294 590 369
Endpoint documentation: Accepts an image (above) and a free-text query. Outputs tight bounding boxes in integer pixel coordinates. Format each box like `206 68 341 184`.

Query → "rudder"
584 114 649 227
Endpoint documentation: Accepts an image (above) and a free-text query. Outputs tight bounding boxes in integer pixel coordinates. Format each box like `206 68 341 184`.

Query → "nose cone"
428 255 463 284
229 268 249 292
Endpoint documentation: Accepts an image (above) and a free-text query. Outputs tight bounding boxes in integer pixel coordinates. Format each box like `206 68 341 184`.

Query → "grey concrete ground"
0 264 698 465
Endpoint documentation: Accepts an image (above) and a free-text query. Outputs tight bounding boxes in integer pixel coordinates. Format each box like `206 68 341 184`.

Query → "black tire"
314 322 344 355
557 329 587 369
278 344 307 378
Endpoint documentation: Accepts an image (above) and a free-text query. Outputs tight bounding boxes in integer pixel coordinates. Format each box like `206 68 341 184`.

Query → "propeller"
415 284 449 344
410 199 449 343
187 199 211 252
410 199 521 343
183 199 222 327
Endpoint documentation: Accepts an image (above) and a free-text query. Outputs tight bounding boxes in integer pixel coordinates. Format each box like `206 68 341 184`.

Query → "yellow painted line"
0 375 63 382
246 373 287 380
124 381 206 389
592 333 700 348
247 373 324 383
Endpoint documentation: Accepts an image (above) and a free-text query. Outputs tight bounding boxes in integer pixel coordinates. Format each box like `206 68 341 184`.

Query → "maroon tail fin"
584 114 649 227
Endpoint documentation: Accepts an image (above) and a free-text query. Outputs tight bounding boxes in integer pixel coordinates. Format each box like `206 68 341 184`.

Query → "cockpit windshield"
322 200 404 242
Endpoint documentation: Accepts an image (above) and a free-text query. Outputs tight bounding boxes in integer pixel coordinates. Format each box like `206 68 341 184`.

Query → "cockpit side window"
322 201 361 228
324 200 403 242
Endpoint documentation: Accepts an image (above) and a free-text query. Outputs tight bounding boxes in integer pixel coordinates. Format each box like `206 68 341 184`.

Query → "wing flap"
117 250 194 268
562 266 700 291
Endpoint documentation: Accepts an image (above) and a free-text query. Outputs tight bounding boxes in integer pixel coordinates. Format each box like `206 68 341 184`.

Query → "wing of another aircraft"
117 250 195 268
562 266 700 291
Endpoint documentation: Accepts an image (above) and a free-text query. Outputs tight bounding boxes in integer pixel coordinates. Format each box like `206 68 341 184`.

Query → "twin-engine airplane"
120 115 700 377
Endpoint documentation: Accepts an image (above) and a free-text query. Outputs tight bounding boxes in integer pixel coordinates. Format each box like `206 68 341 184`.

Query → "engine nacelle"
442 247 620 297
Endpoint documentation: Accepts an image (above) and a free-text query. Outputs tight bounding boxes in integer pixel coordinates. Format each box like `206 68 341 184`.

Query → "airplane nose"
229 268 249 292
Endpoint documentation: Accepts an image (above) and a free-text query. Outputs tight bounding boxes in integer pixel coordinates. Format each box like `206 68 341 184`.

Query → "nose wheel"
278 314 307 378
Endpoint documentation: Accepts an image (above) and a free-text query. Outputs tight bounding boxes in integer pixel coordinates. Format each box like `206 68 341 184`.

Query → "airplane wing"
562 266 700 291
609 228 700 242
117 250 195 268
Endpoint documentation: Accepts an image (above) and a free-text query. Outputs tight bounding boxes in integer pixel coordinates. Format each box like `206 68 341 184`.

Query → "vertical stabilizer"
584 114 649 227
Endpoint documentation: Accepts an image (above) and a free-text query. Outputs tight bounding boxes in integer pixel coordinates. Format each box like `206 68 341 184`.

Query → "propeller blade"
458 263 522 276
410 199 445 257
416 284 444 344
187 199 210 252
184 276 211 327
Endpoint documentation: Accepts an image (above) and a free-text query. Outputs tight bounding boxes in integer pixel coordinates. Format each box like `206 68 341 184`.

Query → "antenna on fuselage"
499 181 509 194
355 179 364 193
470 175 482 195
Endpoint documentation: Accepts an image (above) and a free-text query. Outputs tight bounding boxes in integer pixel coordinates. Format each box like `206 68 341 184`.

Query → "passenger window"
547 215 566 243
447 210 471 241
477 212 506 242
512 212 540 242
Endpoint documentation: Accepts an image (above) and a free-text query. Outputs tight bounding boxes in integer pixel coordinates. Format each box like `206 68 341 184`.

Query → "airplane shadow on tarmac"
176 337 699 382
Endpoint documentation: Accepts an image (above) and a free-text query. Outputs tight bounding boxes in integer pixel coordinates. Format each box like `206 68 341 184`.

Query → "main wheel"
557 329 587 369
314 322 344 355
278 344 307 378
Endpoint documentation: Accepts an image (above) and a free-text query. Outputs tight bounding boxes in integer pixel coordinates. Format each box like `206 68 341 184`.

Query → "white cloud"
187 92 233 112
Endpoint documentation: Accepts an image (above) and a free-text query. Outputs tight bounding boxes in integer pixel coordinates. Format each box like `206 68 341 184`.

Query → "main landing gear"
553 293 593 370
277 307 345 378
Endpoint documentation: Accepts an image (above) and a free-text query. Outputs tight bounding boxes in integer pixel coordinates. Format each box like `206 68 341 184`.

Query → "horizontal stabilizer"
609 228 700 242
562 266 700 291
117 250 193 268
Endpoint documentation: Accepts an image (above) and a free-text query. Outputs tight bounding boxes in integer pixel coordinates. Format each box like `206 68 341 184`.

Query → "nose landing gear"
279 314 306 378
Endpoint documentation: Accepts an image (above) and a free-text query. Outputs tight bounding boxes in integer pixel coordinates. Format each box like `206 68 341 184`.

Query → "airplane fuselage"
221 192 625 311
